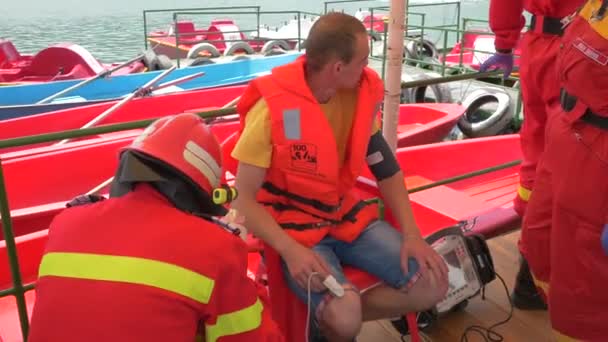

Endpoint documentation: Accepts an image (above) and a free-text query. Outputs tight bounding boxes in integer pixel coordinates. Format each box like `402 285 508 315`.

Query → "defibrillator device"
425 223 496 314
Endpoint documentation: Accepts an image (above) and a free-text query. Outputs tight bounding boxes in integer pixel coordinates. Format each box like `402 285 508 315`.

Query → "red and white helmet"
125 113 223 196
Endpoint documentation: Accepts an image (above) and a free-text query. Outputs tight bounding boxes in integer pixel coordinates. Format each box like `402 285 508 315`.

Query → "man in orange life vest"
521 1 608 340
479 0 585 311
231 12 449 342
28 113 283 342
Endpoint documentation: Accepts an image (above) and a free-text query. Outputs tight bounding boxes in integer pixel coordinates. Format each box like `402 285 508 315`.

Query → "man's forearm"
377 170 422 240
233 197 299 256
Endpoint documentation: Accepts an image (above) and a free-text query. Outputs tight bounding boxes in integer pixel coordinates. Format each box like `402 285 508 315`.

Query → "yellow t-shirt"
231 89 380 168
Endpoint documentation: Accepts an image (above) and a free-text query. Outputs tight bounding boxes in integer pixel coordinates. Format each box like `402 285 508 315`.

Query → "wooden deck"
357 230 554 342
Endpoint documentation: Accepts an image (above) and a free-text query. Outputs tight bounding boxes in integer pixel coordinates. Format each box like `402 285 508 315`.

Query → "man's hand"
282 243 332 292
479 51 514 80
401 236 448 286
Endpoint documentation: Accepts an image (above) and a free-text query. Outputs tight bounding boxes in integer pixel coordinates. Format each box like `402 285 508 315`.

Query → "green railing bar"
143 6 260 14
325 0 460 14
0 107 236 150
463 18 491 24
173 10 319 16
362 159 522 222
361 158 520 219
408 160 522 194
173 14 181 69
255 10 320 15
173 10 269 15
378 198 385 220
324 0 370 14
0 163 29 340
409 0 461 7
143 11 148 49
400 69 513 89
406 25 484 34
364 197 386 220
369 1 460 11
297 12 302 51
0 282 36 298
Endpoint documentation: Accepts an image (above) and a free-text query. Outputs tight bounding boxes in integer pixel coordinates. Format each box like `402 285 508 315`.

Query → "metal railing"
142 6 261 49
144 7 320 67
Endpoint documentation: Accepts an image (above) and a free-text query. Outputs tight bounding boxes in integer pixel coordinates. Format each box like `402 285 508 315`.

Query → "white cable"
306 272 320 342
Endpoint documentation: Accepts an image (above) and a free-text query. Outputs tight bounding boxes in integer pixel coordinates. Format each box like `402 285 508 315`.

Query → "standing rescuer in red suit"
522 1 608 340
27 113 283 342
479 0 585 311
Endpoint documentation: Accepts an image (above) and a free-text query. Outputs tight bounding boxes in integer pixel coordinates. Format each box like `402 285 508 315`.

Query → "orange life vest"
236 56 384 247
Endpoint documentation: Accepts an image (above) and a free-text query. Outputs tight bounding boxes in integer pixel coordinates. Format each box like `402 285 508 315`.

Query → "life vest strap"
261 181 342 213
261 200 369 231
279 221 336 230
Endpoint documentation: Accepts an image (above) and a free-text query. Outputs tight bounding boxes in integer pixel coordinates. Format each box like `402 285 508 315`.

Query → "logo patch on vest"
573 38 608 65
290 143 317 172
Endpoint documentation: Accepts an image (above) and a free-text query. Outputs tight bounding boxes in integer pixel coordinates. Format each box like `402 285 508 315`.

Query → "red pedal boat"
0 39 145 84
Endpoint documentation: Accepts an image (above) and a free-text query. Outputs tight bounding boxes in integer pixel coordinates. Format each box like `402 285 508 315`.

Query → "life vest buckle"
560 11 577 28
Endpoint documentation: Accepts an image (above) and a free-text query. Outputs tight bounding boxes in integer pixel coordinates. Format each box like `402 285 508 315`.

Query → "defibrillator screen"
444 250 467 291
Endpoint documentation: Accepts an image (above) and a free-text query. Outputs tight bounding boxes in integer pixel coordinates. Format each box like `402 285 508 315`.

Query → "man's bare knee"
405 274 448 309
319 291 362 339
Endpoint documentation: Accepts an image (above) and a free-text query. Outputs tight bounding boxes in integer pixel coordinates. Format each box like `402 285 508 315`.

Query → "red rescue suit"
236 56 384 248
489 0 584 216
521 1 608 340
28 184 283 342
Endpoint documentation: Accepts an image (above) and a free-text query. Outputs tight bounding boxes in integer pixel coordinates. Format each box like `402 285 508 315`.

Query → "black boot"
511 255 548 310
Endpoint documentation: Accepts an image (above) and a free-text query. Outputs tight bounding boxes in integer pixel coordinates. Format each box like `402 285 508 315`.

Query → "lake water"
2 0 489 62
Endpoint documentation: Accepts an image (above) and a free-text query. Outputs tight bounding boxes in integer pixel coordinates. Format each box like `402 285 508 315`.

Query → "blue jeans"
280 219 421 317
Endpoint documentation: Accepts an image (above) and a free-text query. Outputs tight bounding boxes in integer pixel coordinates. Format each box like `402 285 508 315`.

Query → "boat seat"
0 40 22 67
175 21 196 34
0 68 24 83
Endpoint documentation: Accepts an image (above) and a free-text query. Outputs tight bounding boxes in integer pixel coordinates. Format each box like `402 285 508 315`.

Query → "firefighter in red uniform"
480 0 585 310
28 113 283 342
522 1 608 340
